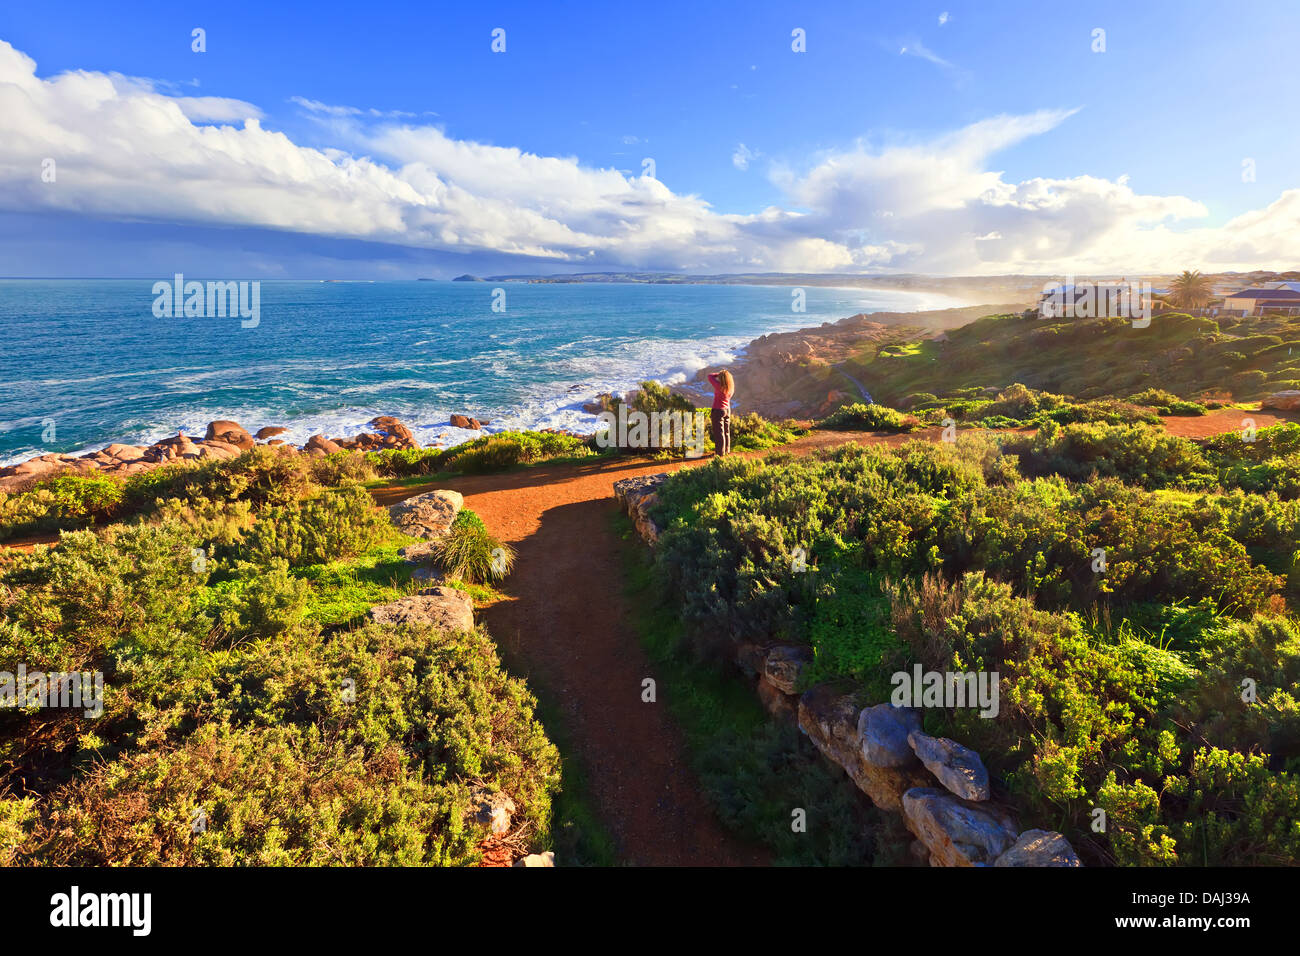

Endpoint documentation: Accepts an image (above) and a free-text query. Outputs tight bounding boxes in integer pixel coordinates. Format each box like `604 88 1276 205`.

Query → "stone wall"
613 473 1081 868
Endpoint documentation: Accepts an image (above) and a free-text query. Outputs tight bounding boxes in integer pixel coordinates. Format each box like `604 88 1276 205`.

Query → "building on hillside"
1221 287 1300 316
1036 280 1163 320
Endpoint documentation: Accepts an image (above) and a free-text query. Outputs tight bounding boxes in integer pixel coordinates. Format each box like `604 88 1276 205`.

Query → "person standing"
707 369 734 456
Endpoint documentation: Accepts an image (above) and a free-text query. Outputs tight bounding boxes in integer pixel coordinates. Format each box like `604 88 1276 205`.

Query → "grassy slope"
840 311 1300 407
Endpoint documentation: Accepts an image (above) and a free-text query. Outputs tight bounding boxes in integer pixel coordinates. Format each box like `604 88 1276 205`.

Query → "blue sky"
1 0 1297 277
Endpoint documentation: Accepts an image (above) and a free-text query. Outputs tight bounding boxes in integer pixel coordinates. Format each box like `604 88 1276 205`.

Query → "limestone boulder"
858 704 922 769
902 787 1018 867
1262 390 1300 411
368 586 474 632
514 851 556 868
613 473 669 547
909 731 991 801
411 566 444 586
994 829 1082 867
388 489 463 540
398 542 439 564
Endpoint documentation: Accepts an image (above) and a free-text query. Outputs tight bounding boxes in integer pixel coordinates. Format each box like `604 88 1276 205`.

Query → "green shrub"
240 485 391 568
820 403 918 432
1006 421 1214 489
0 473 125 540
730 413 801 450
15 621 560 866
433 509 515 584
1127 388 1207 416
441 431 593 474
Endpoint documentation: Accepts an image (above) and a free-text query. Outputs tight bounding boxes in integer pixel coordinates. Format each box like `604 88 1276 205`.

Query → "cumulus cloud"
1 37 1298 275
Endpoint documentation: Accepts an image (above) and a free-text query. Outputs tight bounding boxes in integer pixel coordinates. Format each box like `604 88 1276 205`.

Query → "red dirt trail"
372 429 866 866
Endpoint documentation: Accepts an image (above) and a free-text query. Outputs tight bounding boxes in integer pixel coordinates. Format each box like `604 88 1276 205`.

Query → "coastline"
0 300 1027 490
677 302 1027 418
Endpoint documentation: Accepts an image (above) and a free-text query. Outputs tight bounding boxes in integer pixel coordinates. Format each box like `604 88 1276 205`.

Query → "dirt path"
372 430 868 866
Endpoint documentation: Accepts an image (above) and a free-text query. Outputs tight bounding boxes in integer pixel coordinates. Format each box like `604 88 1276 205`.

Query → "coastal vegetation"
644 420 1300 865
0 451 559 865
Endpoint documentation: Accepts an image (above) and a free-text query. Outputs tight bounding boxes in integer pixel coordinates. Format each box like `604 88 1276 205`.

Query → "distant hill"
846 309 1300 406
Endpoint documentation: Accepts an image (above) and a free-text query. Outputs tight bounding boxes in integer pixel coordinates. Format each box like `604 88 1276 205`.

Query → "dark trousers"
710 407 731 456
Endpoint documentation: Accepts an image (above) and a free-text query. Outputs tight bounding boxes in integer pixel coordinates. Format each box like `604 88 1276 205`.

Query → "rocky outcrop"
909 731 991 801
305 434 342 456
902 788 1018 867
0 416 430 493
994 828 1082 867
367 416 417 446
398 542 439 563
388 489 463 540
450 414 482 430
613 473 669 546
468 786 517 836
204 420 255 450
1262 390 1300 411
368 586 474 632
513 851 555 867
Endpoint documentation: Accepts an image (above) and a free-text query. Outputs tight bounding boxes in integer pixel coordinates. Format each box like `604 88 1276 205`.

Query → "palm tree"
1167 270 1215 310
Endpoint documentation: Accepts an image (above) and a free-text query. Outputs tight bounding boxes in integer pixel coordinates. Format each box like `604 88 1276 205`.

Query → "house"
1036 280 1158 319
1220 287 1300 316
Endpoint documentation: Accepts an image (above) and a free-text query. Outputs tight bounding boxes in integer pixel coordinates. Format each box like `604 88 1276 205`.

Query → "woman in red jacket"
707 369 734 456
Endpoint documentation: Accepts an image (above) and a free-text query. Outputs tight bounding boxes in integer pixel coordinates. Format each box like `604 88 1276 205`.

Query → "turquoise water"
0 279 963 464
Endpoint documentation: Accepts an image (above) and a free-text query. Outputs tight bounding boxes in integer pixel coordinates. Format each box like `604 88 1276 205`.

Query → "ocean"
0 279 965 465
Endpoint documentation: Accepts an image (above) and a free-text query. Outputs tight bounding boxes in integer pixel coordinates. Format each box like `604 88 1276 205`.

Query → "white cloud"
1 37 1298 276
899 40 956 71
732 143 758 171
939 11 950 26
290 95 422 119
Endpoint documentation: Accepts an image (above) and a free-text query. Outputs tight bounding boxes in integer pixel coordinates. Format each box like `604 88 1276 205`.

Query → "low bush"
433 509 515 584
240 485 391 568
820 403 918 432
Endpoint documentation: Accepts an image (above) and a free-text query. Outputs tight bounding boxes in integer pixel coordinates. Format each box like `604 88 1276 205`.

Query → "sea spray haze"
0 279 962 463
